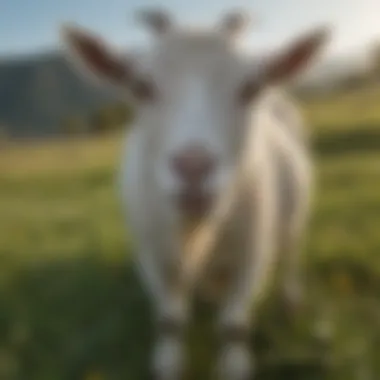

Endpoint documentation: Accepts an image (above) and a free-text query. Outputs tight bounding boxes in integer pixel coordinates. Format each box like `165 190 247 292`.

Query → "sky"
0 0 379 58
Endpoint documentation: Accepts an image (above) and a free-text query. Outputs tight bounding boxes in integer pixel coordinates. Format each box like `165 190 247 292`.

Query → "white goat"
60 9 330 380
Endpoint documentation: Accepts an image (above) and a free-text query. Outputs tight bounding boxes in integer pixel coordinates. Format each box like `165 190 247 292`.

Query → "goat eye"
237 80 259 105
131 77 156 101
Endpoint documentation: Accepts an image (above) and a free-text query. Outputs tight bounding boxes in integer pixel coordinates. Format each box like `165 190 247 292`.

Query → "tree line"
61 101 134 136
333 42 380 92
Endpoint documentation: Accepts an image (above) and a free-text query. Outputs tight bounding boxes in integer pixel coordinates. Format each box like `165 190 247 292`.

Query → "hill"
0 51 118 138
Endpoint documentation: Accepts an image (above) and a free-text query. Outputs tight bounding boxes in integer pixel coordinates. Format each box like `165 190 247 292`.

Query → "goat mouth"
176 191 213 216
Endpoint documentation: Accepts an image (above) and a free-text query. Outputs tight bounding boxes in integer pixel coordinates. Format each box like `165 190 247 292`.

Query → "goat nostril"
171 150 215 184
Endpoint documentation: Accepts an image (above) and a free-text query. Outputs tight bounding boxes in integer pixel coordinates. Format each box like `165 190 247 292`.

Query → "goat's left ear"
264 26 332 84
60 23 131 88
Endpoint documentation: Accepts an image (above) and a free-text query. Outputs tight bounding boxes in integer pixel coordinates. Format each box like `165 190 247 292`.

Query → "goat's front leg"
135 242 189 380
280 186 311 315
216 194 277 380
280 227 305 315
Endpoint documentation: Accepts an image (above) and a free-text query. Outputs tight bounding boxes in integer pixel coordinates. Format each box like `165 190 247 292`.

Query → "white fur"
62 12 326 379
118 41 312 379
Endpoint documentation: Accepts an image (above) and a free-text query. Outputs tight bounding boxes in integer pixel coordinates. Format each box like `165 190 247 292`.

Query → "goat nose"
171 146 215 185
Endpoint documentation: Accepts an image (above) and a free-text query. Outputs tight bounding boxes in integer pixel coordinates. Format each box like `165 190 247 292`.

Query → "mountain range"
0 51 119 138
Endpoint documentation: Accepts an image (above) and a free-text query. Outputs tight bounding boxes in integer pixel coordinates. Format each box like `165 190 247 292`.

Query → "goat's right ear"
60 23 131 88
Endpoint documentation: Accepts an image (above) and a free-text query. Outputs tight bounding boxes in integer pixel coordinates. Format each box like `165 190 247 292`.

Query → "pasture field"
1 86 380 379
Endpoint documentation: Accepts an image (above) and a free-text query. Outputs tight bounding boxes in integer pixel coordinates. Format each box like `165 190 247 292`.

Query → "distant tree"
113 102 134 126
61 115 87 136
91 105 115 134
369 42 380 79
0 125 8 148
338 72 366 91
90 102 134 135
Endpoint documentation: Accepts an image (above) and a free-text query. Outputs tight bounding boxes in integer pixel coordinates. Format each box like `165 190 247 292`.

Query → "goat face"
60 9 330 217
144 32 258 217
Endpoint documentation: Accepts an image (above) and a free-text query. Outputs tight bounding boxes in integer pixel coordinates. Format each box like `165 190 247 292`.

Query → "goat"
60 8 330 380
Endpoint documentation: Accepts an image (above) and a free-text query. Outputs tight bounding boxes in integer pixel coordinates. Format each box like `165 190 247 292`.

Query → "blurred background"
0 0 380 379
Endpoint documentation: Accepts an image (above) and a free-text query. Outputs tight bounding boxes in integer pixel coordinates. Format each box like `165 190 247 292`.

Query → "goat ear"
264 26 331 84
217 9 253 38
136 8 173 36
60 23 131 87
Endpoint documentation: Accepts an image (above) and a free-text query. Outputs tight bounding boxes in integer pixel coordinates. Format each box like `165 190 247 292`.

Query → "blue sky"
0 0 379 57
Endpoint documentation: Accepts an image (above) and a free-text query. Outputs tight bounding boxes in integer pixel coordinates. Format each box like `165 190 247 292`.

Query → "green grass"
1 86 380 379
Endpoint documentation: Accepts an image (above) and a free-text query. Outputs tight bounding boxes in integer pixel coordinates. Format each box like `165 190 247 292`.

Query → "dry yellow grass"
0 132 123 178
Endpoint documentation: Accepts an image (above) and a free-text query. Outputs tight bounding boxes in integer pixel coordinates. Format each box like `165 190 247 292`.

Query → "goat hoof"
152 336 184 380
216 344 254 380
151 370 182 380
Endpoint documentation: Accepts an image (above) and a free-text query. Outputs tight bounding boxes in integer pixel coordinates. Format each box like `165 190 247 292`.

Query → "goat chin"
179 214 225 305
182 210 240 305
195 268 233 304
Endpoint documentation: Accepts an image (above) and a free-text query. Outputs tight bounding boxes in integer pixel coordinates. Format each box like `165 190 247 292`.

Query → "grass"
1 85 380 379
